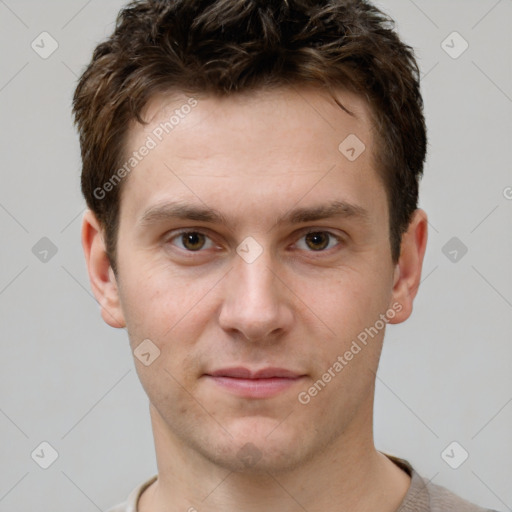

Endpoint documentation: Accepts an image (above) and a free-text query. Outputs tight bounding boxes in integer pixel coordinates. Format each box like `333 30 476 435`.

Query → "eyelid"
298 227 344 239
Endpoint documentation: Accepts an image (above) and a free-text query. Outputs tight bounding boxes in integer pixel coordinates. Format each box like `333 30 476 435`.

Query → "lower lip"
205 376 305 398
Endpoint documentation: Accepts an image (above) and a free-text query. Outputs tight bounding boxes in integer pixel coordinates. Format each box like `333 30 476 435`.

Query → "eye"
295 231 342 252
168 231 215 251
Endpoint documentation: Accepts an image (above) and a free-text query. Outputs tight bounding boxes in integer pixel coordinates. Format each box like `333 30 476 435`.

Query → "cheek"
295 268 390 391
117 260 207 343
298 269 387 335
119 269 212 385
136 360 207 434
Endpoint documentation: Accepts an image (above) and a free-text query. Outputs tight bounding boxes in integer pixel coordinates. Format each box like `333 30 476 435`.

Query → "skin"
82 86 427 512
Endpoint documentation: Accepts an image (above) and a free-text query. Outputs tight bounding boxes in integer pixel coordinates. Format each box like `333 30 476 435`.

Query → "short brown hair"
73 0 427 272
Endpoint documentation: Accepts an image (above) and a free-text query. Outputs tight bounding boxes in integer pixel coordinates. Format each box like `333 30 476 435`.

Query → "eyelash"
165 228 344 254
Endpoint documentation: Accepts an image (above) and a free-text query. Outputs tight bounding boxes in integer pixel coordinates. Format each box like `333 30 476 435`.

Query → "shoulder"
105 504 129 512
383 453 498 512
421 477 498 512
105 475 158 512
105 498 136 512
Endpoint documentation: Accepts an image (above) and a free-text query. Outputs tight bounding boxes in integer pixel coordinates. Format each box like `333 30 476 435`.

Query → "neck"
139 402 411 512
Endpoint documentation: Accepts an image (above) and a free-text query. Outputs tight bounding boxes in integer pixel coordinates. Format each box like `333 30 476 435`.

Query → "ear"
387 208 428 324
81 209 126 329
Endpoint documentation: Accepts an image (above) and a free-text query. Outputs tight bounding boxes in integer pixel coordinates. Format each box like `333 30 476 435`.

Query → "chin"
203 442 308 475
196 419 313 474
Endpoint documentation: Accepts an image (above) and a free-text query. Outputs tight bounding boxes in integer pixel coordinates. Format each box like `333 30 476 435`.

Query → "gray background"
1 0 511 510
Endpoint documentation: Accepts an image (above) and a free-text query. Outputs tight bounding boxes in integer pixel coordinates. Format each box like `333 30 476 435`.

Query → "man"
73 1 497 511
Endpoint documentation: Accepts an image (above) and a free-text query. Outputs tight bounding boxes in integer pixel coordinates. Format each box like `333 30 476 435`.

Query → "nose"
218 249 294 342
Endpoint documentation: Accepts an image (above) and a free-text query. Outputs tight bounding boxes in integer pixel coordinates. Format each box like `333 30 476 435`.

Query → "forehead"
118 86 386 227
138 85 375 151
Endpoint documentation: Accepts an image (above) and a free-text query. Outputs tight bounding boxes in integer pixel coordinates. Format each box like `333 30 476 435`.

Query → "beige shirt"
106 453 497 512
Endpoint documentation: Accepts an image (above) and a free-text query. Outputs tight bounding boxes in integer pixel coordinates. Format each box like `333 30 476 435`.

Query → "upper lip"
207 367 304 379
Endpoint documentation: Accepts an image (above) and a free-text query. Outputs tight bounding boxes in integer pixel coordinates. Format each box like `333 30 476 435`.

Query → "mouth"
203 367 307 399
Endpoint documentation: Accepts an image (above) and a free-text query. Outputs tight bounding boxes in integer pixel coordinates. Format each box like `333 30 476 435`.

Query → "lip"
208 367 303 379
204 367 307 399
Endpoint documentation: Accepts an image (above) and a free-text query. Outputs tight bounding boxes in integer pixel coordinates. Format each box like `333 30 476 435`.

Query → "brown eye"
181 232 206 251
295 231 341 252
304 232 330 251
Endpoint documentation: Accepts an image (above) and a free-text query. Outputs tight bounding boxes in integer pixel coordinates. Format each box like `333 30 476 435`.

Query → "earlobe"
81 209 126 329
387 209 428 325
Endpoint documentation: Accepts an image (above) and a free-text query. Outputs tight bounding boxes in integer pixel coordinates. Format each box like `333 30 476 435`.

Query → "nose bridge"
219 241 291 340
237 249 276 301
236 242 280 309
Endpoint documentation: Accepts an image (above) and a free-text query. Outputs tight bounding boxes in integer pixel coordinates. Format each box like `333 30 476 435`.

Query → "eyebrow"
285 201 369 224
138 199 370 228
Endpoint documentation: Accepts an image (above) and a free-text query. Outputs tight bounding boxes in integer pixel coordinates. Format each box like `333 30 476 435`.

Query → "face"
83 86 427 474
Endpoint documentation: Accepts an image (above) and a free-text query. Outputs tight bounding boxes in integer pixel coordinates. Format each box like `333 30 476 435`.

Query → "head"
76 0 428 474
75 0 427 274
